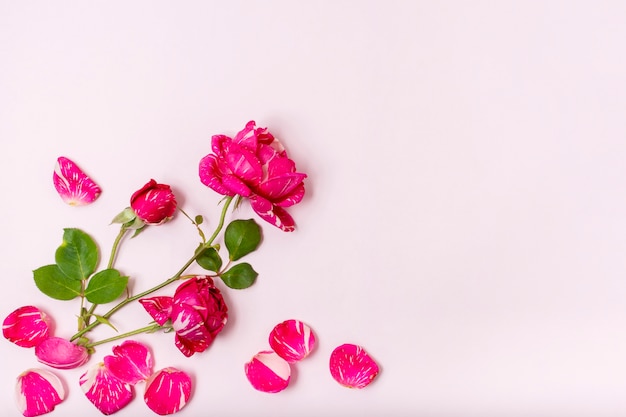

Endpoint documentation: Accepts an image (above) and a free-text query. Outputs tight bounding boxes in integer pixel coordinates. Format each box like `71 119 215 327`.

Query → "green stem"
70 196 234 342
86 323 164 348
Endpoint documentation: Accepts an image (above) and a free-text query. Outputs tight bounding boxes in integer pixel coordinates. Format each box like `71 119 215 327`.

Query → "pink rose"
139 276 228 357
199 121 307 232
130 179 177 225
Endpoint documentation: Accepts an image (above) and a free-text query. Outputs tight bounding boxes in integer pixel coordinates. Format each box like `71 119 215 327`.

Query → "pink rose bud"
244 350 291 393
53 156 101 206
329 343 380 389
104 340 153 385
144 367 192 415
35 337 89 369
79 362 133 415
269 319 316 363
3 306 51 348
15 369 65 417
130 179 177 225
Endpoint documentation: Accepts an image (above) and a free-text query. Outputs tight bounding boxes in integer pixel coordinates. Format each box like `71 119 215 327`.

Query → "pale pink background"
1 1 626 416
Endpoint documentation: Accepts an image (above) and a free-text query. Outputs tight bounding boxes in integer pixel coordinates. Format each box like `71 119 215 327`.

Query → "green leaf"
111 207 137 225
196 247 223 272
224 219 262 261
220 263 258 289
33 264 82 300
55 228 98 280
84 268 129 304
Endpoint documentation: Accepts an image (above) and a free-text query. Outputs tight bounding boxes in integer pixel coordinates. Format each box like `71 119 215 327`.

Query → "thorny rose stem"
70 196 234 343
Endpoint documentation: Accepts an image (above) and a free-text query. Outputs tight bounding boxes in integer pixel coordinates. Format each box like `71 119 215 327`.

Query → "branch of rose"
71 195 234 346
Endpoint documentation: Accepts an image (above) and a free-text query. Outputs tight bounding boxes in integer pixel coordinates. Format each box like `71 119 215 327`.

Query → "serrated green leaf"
224 219 262 261
55 228 98 280
196 247 223 272
84 268 128 304
220 262 258 289
33 264 82 300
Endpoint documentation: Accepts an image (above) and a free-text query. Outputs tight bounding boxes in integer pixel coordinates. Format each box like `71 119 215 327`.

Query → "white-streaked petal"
53 156 101 206
244 350 291 393
15 368 65 417
329 343 380 389
268 319 316 363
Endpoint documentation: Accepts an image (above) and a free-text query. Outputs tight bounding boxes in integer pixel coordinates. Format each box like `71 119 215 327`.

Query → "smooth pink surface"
15 369 64 417
2 2 626 416
2 306 51 348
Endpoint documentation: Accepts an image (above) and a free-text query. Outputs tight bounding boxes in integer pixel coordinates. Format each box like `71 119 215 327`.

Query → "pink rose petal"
3 306 51 348
53 156 101 206
15 368 65 417
244 350 291 393
269 319 316 363
79 362 133 415
139 296 173 326
144 367 192 415
329 343 379 389
104 340 153 385
35 337 89 369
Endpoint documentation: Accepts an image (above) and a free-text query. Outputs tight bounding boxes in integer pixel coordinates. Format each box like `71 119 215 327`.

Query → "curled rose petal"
244 350 291 393
104 340 153 385
79 362 133 415
329 344 380 389
3 306 51 348
144 367 192 415
53 156 101 206
15 368 65 417
35 337 89 369
269 319 316 363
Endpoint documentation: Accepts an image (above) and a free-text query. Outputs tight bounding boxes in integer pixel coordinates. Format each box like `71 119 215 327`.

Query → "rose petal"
329 344 379 389
3 306 51 348
249 195 296 232
139 296 174 326
79 362 133 415
35 337 89 369
244 350 291 393
15 369 65 417
104 340 153 384
269 319 316 363
144 367 192 415
53 156 101 206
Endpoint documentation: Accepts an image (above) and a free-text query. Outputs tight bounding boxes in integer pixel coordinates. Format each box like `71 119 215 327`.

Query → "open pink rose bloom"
140 276 228 357
199 120 307 232
244 350 291 393
3 306 51 348
329 343 380 389
15 369 65 417
53 156 101 206
269 319 316 363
